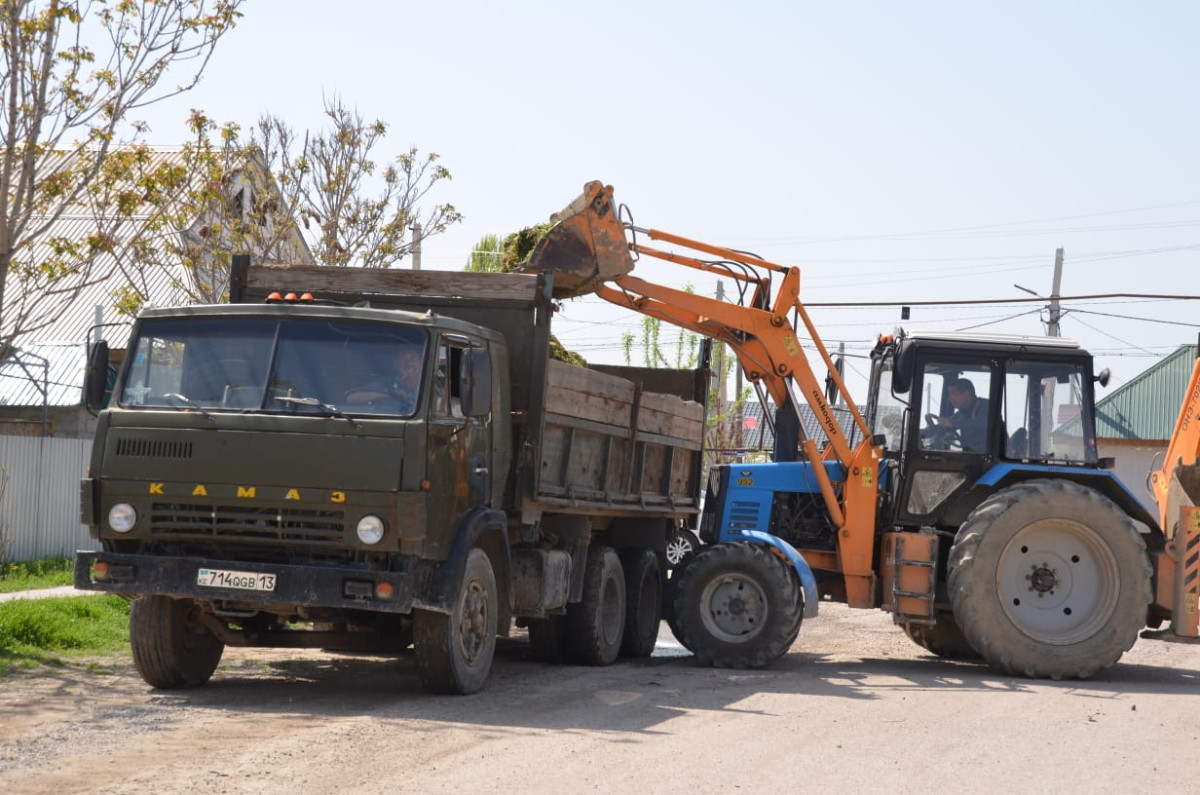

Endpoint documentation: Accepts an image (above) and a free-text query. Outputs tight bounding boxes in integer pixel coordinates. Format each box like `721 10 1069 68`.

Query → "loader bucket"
1162 462 1200 538
525 180 635 298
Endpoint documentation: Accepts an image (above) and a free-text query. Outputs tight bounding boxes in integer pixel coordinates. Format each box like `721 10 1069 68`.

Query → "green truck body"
76 260 708 693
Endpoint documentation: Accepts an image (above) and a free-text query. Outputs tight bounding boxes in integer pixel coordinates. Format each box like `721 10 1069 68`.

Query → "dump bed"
234 261 708 519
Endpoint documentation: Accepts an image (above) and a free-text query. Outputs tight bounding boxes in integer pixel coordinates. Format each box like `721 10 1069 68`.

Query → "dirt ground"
1 602 1197 795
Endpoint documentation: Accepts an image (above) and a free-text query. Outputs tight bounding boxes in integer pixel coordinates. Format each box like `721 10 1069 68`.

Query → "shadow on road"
117 634 1199 735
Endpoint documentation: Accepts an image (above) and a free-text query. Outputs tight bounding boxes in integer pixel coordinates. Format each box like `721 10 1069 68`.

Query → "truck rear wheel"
619 548 662 658
130 596 224 689
566 545 626 665
414 547 498 694
901 612 979 661
671 542 802 668
948 479 1152 679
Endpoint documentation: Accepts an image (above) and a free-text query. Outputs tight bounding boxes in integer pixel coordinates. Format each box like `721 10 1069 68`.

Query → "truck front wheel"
415 547 498 695
671 542 802 668
948 479 1152 679
130 596 225 689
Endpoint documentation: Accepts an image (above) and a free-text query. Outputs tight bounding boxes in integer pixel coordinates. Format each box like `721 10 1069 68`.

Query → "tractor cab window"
919 365 992 454
869 356 907 454
1003 360 1095 464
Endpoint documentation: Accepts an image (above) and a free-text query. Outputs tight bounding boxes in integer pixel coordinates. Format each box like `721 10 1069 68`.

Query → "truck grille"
150 502 344 544
116 439 194 459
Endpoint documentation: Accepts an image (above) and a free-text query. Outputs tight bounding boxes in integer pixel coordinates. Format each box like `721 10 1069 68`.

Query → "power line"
1067 308 1200 329
805 292 1200 308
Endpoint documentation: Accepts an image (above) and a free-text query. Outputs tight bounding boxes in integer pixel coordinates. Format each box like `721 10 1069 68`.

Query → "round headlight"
108 503 137 534
356 515 386 545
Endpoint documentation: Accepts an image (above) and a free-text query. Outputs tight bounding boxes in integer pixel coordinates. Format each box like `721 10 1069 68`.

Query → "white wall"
1100 441 1162 516
0 436 99 563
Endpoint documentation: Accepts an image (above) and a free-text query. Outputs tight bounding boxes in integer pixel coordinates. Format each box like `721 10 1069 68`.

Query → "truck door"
428 336 493 532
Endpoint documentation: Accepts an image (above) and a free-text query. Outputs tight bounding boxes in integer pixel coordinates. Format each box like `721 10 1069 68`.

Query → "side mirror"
1094 368 1111 388
460 348 492 418
84 341 109 409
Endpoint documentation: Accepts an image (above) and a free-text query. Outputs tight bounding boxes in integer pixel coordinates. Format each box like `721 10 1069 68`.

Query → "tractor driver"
935 377 988 453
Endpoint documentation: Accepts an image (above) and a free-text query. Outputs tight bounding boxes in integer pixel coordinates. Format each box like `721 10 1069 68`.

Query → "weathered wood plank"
247 265 540 303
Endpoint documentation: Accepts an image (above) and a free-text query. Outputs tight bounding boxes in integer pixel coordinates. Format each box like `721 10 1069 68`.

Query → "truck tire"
527 615 566 663
665 550 698 652
948 479 1152 679
566 545 626 665
129 596 224 689
671 542 803 668
414 548 498 695
619 548 662 658
901 612 979 661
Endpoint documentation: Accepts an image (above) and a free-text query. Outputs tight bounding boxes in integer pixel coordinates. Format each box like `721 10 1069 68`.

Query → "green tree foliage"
111 111 312 315
253 96 462 269
0 0 244 354
464 233 503 273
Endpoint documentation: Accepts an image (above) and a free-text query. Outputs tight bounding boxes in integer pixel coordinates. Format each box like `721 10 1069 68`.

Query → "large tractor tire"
130 596 225 689
671 542 803 668
566 545 626 665
948 479 1152 680
901 611 980 661
415 548 498 695
619 547 662 658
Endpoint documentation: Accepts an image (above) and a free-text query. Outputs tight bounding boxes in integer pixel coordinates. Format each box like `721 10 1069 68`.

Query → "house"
1087 344 1199 515
0 146 312 438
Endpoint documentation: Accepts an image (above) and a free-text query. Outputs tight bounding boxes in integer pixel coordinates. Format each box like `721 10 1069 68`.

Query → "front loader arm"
528 181 884 581
1150 344 1200 536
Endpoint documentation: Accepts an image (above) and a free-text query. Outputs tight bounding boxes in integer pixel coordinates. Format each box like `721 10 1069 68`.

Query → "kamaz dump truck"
75 259 709 694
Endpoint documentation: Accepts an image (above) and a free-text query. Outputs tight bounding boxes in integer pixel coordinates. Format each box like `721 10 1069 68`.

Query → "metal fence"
0 435 98 563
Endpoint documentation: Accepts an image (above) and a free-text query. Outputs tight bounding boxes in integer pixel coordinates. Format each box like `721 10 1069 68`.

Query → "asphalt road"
1 599 1197 795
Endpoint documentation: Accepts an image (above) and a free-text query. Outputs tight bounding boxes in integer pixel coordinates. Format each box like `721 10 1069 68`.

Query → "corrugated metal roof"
718 400 867 454
1091 345 1199 441
0 342 88 407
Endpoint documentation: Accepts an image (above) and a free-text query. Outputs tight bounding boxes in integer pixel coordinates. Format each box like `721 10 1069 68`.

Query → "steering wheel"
921 413 962 450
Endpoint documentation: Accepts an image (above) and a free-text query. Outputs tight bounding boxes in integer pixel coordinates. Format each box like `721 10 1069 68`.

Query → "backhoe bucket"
1162 464 1200 638
525 180 634 298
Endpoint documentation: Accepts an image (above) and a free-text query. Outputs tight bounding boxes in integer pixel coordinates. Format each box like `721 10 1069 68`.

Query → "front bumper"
74 551 416 615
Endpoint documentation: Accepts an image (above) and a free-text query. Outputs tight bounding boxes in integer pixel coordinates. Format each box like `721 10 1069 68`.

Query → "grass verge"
0 557 75 594
0 595 130 678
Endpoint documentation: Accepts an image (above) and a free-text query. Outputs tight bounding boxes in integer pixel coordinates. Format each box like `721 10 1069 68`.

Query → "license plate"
196 568 277 592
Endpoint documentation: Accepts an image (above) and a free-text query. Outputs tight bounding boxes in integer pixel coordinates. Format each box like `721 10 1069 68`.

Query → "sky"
132 1 1200 398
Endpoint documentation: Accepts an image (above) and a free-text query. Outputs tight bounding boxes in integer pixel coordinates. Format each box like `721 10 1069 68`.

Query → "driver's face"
393 349 421 377
949 386 972 409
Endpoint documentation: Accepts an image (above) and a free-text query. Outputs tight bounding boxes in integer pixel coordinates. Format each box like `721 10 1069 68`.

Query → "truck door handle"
474 467 488 476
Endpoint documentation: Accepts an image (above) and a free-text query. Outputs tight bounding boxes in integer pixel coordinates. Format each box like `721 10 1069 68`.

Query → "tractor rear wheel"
948 479 1151 679
671 542 802 668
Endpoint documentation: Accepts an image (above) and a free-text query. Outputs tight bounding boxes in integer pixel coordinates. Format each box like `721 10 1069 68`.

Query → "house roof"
719 400 868 454
3 146 311 352
0 342 87 407
1091 344 1199 441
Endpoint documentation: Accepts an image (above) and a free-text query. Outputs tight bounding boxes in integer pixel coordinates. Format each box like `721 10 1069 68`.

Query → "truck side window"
435 339 468 420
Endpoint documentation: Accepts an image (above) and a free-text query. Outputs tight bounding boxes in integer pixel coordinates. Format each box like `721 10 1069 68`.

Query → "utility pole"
411 222 422 271
1048 247 1063 337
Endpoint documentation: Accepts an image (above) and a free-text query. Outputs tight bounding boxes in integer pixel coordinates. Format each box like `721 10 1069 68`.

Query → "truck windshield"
119 317 427 418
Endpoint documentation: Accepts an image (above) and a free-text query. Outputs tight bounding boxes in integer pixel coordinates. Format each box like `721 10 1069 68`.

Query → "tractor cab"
867 330 1106 531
